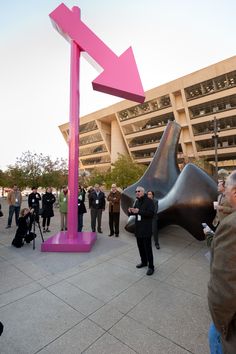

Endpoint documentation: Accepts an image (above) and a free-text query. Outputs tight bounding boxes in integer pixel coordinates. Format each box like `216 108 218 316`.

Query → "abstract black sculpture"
121 121 217 240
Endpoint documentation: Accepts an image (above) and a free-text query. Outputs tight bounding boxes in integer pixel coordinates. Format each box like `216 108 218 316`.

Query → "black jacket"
12 212 33 248
89 190 106 210
129 194 154 238
28 192 41 212
42 192 56 218
78 192 87 215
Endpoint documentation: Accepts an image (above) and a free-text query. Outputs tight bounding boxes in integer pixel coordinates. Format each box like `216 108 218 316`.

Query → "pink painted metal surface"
67 7 80 240
43 3 145 252
42 6 97 252
49 3 145 103
41 231 97 252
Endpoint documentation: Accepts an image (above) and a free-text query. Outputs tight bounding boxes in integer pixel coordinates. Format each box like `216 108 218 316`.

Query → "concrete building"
59 56 236 173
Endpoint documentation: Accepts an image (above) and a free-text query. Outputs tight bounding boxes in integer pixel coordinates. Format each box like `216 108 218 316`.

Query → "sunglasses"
135 190 141 193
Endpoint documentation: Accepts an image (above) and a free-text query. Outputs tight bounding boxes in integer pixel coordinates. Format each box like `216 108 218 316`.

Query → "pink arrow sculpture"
49 3 145 103
41 3 145 252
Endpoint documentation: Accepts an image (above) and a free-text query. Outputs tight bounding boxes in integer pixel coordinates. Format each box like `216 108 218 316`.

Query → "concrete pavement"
0 196 210 353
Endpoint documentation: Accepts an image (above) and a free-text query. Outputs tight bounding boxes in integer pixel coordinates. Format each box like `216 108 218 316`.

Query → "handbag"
0 210 3 217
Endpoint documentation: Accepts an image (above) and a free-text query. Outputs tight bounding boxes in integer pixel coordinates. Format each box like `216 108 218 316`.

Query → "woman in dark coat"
78 186 87 232
41 187 56 232
12 208 35 248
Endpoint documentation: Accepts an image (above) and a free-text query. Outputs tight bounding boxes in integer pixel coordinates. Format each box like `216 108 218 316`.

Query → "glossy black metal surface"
121 121 217 240
121 121 181 213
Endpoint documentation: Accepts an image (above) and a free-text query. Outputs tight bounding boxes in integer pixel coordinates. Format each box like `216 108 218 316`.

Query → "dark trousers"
7 205 20 226
42 217 51 228
152 218 159 245
136 236 154 269
109 212 120 235
91 208 102 232
78 214 84 232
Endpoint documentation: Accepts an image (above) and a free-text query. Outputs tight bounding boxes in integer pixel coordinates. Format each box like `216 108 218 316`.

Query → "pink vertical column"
67 7 81 239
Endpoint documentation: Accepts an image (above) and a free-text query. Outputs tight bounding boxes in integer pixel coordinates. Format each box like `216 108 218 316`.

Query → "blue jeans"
7 205 20 226
209 322 223 354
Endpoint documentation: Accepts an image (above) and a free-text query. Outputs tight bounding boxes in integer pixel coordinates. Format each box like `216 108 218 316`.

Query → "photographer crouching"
11 208 36 248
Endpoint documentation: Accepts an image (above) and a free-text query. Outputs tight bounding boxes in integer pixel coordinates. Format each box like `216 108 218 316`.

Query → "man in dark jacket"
128 186 155 275
89 184 106 233
28 186 41 222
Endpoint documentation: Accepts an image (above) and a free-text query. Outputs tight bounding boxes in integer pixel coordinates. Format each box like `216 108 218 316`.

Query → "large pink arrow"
50 3 145 103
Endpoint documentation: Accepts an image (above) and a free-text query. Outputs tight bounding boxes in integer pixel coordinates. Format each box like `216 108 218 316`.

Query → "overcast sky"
1 0 236 170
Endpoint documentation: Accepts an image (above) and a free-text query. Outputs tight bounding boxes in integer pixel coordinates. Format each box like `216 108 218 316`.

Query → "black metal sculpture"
121 121 217 240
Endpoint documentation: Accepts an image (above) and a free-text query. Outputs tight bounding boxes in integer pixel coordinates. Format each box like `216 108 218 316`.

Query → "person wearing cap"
107 184 121 237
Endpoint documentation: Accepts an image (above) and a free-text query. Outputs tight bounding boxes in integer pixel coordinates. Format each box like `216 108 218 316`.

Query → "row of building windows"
132 149 156 159
80 144 107 157
185 70 236 100
79 121 98 134
132 144 183 160
192 116 236 135
118 95 171 122
122 114 174 135
80 132 102 146
129 132 163 148
81 156 111 165
189 94 236 119
196 135 236 151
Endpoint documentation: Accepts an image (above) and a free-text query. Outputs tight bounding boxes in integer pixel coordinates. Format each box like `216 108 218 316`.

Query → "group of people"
5 185 56 233
4 183 161 268
5 185 56 247
88 183 121 237
88 183 160 277
4 174 236 352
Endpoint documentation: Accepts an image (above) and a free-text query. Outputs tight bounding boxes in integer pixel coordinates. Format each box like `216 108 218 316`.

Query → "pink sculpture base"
41 231 97 252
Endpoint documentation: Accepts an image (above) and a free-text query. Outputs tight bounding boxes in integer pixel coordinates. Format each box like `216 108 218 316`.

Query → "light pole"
212 116 220 181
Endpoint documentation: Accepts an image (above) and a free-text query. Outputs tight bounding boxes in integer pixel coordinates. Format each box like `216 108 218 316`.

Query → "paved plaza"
0 196 211 353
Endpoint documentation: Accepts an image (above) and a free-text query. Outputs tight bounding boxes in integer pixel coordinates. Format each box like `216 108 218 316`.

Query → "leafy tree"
2 151 68 189
105 154 147 189
4 166 27 189
40 157 68 189
0 169 9 196
89 168 109 187
15 151 45 187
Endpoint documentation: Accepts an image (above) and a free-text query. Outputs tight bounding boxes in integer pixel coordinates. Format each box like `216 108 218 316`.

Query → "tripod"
31 212 44 250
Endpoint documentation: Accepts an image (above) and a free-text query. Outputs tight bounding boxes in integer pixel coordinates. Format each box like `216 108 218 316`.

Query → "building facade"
59 56 236 173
